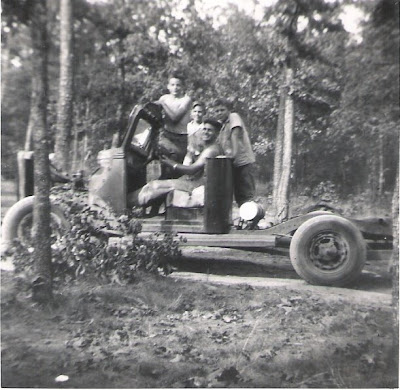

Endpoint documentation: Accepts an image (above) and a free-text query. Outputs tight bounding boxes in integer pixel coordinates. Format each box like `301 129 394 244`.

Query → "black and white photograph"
1 0 399 387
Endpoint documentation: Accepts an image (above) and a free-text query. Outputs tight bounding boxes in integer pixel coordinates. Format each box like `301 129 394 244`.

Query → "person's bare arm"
160 95 192 122
182 150 194 166
161 146 216 176
230 126 241 159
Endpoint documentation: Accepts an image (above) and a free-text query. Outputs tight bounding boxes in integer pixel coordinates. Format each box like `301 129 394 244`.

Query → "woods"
2 0 398 214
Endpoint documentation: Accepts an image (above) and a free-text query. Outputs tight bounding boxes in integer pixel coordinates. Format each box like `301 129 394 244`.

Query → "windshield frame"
120 103 162 153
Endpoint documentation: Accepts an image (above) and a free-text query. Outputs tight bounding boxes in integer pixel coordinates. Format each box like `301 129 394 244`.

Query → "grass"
1 271 398 388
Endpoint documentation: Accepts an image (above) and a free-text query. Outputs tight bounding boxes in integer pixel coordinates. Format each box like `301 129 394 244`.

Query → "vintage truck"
2 102 393 287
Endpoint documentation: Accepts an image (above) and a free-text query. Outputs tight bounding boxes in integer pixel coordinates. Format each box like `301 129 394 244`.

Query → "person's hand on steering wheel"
160 155 175 167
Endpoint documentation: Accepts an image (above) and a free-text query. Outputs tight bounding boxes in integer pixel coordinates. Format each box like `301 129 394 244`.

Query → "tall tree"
391 171 399 371
2 0 53 301
54 0 74 172
273 66 295 222
30 0 53 303
272 1 298 223
267 0 347 214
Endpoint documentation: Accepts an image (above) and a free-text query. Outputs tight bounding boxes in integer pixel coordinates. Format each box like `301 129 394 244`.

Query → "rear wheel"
289 215 366 286
2 196 69 250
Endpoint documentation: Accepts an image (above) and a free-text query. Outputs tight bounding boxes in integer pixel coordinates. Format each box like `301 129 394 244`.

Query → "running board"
141 219 204 233
139 231 277 248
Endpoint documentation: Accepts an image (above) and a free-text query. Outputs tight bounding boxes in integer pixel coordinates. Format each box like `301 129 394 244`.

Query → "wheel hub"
17 213 65 246
309 232 349 271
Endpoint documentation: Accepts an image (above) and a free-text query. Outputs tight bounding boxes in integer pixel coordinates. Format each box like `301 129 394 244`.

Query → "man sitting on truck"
127 118 222 211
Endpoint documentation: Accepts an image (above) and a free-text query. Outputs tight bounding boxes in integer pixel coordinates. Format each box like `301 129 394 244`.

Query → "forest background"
1 0 399 212
0 2 399 386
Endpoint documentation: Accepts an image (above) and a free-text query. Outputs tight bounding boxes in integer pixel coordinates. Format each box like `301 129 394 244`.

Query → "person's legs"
152 132 187 215
128 180 175 208
233 164 256 206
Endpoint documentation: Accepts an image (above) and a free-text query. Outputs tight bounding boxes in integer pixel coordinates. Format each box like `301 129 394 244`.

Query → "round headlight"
239 201 265 222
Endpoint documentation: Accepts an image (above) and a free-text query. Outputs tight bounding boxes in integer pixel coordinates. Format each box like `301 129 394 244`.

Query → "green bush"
7 187 182 285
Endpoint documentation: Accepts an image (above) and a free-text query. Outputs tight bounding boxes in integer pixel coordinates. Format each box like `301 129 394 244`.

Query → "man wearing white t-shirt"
156 74 192 179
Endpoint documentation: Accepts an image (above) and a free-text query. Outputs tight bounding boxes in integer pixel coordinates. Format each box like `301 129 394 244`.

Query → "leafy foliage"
5 186 181 286
1 0 398 199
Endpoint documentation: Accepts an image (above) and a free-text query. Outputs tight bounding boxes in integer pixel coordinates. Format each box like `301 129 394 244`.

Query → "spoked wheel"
1 196 69 250
289 215 366 286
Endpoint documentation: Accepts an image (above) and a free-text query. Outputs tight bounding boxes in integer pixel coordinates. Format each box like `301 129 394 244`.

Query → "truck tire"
1 196 69 251
289 215 366 286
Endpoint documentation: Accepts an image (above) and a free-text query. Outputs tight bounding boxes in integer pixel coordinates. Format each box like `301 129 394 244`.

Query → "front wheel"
1 196 69 251
289 215 366 286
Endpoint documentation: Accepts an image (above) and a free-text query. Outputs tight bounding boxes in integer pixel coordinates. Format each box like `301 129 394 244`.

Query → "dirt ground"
177 246 394 295
1 259 398 388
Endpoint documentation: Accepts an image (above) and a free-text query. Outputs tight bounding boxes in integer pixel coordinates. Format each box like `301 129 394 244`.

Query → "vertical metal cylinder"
17 151 34 200
204 157 233 233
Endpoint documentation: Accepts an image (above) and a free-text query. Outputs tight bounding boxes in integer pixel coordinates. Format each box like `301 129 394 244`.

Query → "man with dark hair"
212 98 256 206
184 100 206 165
156 73 192 178
128 118 222 209
148 73 193 216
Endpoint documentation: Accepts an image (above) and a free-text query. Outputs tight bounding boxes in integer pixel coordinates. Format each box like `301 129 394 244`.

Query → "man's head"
212 98 231 123
201 117 222 143
167 72 184 97
191 101 205 123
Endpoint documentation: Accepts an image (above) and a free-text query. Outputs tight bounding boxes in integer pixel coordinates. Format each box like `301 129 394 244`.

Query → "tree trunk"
390 173 399 369
117 36 126 143
378 132 385 196
30 0 53 304
272 72 286 213
273 66 294 223
24 89 35 151
72 115 79 172
369 154 378 201
54 0 74 172
272 0 298 222
1 46 10 102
